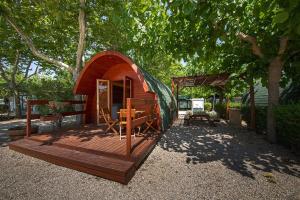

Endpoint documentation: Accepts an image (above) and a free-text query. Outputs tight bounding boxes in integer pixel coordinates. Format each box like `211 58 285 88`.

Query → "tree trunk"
14 90 22 118
249 81 256 130
219 91 224 104
73 0 86 125
226 97 230 120
267 57 283 143
73 70 83 125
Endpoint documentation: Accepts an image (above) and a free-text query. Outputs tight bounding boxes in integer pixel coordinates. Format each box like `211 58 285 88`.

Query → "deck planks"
9 125 159 184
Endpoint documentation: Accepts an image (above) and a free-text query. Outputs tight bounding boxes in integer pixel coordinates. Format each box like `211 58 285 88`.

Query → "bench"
186 114 215 126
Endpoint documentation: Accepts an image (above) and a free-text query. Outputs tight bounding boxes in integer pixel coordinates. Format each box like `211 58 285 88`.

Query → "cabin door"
96 79 110 125
123 76 133 108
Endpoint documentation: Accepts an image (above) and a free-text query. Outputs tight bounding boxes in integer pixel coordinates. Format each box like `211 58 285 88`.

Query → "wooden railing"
125 98 159 158
26 99 86 137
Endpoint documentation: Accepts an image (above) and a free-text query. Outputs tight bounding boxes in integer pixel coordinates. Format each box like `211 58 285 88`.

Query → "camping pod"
73 51 177 131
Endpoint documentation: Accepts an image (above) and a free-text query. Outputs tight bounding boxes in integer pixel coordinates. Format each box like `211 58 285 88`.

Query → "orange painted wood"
131 116 148 128
9 124 160 184
126 98 132 158
9 139 135 184
73 51 158 124
61 111 86 116
27 99 49 105
26 101 31 137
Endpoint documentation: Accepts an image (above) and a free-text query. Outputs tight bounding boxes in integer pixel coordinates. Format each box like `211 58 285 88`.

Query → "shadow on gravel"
158 120 300 179
0 133 10 147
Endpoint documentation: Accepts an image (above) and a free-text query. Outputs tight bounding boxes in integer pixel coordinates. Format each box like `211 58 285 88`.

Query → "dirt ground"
0 119 299 200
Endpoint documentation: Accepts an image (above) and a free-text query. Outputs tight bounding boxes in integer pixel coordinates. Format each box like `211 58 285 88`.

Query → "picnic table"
186 113 215 126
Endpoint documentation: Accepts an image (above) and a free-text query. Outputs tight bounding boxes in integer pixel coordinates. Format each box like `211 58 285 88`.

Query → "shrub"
229 102 241 109
274 104 300 151
242 104 300 152
204 102 212 111
215 103 226 118
241 105 267 134
0 104 9 113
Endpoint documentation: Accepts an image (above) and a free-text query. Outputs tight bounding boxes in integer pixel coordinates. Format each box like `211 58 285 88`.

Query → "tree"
0 0 86 81
236 0 300 142
0 51 37 118
0 16 39 118
159 0 300 142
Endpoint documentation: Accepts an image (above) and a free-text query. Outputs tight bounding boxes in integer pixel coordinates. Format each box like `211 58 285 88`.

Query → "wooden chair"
119 109 140 140
100 108 119 135
142 105 159 134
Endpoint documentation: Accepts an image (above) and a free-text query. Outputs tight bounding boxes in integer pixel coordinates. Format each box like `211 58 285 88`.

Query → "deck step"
9 139 135 184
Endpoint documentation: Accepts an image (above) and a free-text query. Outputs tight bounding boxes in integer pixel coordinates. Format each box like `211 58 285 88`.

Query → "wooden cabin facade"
9 51 176 184
74 50 176 130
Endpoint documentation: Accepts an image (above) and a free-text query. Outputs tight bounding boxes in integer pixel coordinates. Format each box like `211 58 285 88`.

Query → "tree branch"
278 37 289 56
4 15 73 73
27 66 39 78
0 62 9 82
75 0 87 77
11 50 20 84
24 58 33 78
237 32 264 59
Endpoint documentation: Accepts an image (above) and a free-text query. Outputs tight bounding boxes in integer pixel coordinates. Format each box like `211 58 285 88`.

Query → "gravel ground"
0 119 299 200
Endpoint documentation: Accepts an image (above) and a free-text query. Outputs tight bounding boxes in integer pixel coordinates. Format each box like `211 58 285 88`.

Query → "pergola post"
171 79 175 95
26 100 32 137
250 83 256 129
176 83 179 118
226 97 230 120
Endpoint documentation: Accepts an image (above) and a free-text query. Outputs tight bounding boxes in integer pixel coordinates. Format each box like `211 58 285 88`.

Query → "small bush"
229 102 241 109
241 105 267 134
204 102 212 111
215 103 226 118
242 104 300 152
0 104 9 113
274 104 300 150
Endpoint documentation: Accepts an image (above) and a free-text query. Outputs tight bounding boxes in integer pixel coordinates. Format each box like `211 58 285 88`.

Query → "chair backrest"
100 107 112 121
119 109 136 124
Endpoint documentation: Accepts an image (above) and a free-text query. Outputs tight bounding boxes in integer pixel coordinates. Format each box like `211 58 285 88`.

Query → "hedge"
214 102 241 119
242 104 300 151
241 106 267 134
215 103 226 118
274 104 300 150
0 104 9 113
204 102 212 111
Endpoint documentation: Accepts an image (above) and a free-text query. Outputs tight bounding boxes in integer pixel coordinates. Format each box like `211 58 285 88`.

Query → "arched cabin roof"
73 51 177 130
73 51 150 95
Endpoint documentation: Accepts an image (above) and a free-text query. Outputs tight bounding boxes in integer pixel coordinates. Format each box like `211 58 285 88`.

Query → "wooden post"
96 80 99 125
26 100 31 137
126 98 132 159
249 83 256 129
176 84 179 119
171 79 175 95
226 97 230 120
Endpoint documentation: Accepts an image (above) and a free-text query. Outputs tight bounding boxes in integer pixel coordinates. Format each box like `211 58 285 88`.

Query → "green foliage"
26 75 73 101
274 104 300 150
1 0 300 116
215 103 226 118
37 105 51 116
241 106 267 134
37 102 74 116
0 104 9 113
204 102 212 111
229 102 241 109
193 110 206 115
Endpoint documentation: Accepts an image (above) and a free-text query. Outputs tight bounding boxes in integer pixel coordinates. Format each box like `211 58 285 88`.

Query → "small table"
117 110 145 116
186 114 215 126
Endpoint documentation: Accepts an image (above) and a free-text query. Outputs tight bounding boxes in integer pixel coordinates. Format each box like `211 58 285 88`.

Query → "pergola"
171 73 230 116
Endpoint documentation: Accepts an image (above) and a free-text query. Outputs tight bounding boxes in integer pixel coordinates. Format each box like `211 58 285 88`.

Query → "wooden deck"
9 125 160 184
